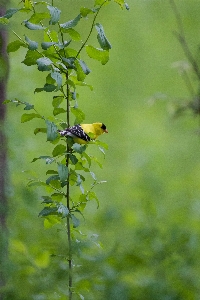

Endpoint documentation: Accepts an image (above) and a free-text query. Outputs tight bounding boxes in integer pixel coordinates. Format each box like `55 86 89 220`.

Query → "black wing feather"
59 124 91 142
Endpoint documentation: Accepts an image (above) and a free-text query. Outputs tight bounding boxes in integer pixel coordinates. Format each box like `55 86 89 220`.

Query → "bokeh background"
3 0 200 299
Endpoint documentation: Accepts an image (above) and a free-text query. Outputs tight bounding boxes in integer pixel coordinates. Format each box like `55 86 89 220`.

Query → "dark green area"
3 0 200 299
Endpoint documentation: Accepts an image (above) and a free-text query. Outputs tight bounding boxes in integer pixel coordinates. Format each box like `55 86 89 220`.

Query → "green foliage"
86 45 109 65
95 23 112 50
2 0 128 298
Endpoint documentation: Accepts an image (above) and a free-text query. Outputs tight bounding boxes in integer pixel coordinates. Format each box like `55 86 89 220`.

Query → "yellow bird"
58 122 108 144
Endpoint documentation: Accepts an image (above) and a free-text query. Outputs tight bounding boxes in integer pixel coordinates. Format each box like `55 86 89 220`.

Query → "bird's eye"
101 123 106 130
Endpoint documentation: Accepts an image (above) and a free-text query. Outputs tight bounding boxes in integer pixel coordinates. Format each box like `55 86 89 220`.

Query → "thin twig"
65 70 72 299
170 0 200 81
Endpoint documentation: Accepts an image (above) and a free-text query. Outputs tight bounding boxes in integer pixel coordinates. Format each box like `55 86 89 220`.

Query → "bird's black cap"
101 123 107 130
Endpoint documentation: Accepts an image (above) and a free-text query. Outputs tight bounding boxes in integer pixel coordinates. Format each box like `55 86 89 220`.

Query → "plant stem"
76 1 106 58
66 71 72 299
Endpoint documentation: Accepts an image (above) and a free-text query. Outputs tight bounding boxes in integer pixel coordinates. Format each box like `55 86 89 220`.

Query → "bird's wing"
59 124 91 142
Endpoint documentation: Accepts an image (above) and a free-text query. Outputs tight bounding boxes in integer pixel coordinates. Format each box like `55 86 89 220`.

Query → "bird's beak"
104 129 108 133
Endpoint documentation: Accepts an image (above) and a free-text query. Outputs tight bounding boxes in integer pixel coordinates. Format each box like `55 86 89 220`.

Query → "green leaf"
7 40 27 53
24 20 45 30
38 207 58 217
76 174 84 193
23 102 34 110
70 76 93 91
62 57 76 69
125 2 130 10
74 60 86 82
71 214 80 228
46 120 58 141
77 59 91 75
64 48 78 58
80 7 94 17
60 14 81 29
78 194 87 209
93 140 108 149
58 163 69 182
46 72 55 85
71 107 85 124
44 216 60 228
95 0 106 5
45 157 55 164
98 146 106 157
82 152 91 167
44 216 61 228
32 156 55 164
22 50 42 66
114 0 125 9
51 192 64 202
27 180 46 187
24 0 32 10
3 100 11 104
51 192 63 202
41 41 56 50
69 154 78 165
46 175 60 185
52 144 66 157
91 156 103 168
86 45 109 65
88 191 99 208
95 23 112 50
0 17 9 25
51 71 62 89
71 91 76 100
75 161 88 172
47 5 61 25
77 174 86 189
34 128 47 135
72 143 87 154
65 28 81 41
3 8 19 19
25 35 38 50
28 12 50 24
58 40 71 49
46 170 58 175
36 57 53 71
44 29 59 43
4 98 34 108
34 84 56 93
69 171 77 186
53 108 66 116
57 203 69 217
90 171 97 181
41 196 53 204
21 113 42 123
52 96 64 108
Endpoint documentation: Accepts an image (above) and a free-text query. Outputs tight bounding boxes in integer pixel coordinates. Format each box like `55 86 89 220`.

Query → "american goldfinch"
58 123 108 144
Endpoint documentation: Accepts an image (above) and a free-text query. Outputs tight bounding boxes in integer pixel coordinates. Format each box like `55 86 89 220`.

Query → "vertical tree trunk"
0 3 9 298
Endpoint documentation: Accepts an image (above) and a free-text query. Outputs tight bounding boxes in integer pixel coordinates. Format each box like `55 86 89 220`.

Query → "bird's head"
101 123 108 133
93 123 108 135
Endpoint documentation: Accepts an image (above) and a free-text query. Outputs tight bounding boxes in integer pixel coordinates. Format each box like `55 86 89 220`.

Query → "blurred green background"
3 0 200 299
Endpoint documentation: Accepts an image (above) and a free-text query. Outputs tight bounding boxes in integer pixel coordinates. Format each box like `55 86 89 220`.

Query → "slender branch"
65 71 72 299
12 30 46 58
76 1 106 58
